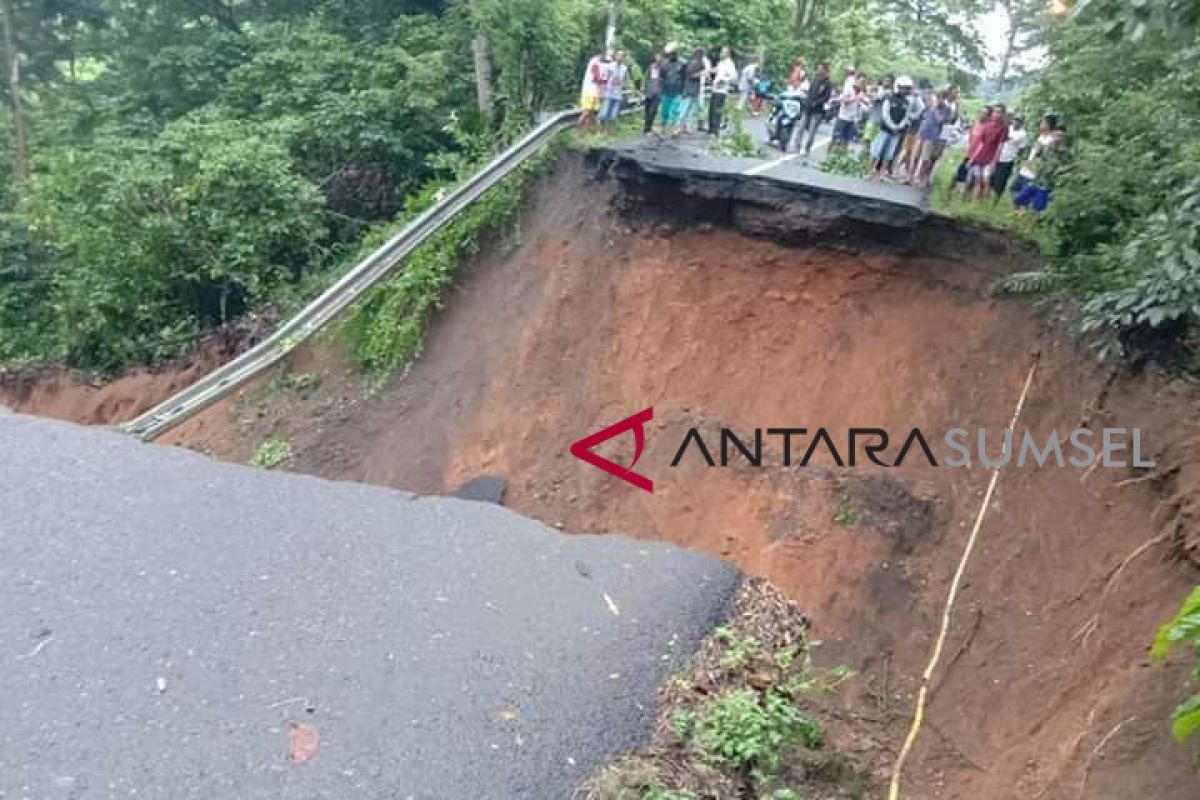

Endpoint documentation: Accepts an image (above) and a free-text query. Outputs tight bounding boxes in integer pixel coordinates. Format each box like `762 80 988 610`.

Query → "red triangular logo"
570 407 654 493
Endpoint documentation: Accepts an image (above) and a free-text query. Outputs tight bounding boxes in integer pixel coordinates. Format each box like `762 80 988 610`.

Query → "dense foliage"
1154 586 1200 747
0 0 986 372
1002 0 1200 363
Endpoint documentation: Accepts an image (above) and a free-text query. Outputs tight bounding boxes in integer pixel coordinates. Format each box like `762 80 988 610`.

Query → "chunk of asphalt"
0 414 739 799
451 474 509 506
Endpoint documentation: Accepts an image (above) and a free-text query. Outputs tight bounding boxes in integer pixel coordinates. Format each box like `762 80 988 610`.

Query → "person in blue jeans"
1013 115 1065 214
598 51 628 131
870 76 915 180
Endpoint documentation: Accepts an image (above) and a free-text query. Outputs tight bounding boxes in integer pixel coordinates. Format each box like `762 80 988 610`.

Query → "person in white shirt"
738 59 759 110
990 115 1027 199
830 74 866 154
708 46 738 136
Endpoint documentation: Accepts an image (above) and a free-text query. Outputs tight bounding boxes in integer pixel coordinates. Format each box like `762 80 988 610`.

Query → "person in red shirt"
966 104 1008 200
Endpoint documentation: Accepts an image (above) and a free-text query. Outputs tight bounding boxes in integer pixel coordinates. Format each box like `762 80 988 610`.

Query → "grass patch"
250 437 292 469
819 149 870 178
928 150 1056 255
579 579 863 800
832 499 858 526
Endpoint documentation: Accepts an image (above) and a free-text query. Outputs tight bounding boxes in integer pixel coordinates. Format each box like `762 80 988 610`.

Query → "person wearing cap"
869 75 916 180
658 42 688 134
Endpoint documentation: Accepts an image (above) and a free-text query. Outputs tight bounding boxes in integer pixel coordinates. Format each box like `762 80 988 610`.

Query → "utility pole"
0 0 29 184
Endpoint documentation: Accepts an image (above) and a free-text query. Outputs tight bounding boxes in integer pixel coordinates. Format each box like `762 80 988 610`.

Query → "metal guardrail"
124 109 582 441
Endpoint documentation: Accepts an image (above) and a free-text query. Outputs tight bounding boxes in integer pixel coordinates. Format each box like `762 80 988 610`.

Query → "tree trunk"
794 0 815 34
997 22 1018 88
471 32 495 121
604 0 620 53
0 0 29 184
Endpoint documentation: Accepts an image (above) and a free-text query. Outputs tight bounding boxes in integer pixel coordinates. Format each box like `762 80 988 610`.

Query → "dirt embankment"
12 154 1200 798
0 346 233 425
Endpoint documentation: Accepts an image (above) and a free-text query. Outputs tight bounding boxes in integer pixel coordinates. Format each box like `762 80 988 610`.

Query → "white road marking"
742 133 832 176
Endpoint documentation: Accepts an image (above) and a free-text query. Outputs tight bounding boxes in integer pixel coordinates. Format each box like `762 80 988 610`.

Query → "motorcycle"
766 88 807 152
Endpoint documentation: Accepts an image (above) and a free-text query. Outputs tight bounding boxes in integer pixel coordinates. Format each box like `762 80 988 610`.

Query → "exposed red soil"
14 157 1200 798
0 346 230 425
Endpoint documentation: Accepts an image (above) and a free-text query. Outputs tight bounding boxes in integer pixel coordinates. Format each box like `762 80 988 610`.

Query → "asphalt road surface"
0 413 740 799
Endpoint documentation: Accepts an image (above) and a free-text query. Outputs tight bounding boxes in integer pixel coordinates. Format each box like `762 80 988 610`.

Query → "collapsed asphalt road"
0 413 740 798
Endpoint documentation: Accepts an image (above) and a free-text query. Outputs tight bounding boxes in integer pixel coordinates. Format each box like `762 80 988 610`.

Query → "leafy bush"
341 139 557 375
1077 180 1200 360
251 437 293 470
1153 586 1200 746
1006 0 1200 363
19 116 325 371
678 688 823 772
819 150 870 178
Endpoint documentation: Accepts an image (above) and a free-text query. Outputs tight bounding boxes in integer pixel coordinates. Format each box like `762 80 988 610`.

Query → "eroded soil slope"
35 158 1200 797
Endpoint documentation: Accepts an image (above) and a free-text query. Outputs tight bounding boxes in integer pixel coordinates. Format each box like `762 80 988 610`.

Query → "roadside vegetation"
580 579 863 799
1155 587 1200 751
0 0 988 377
250 436 292 470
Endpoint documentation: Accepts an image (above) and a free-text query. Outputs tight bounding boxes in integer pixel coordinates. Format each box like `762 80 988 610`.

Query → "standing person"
869 75 914 180
1014 115 1065 213
658 43 687 134
798 61 833 156
893 82 930 178
910 89 952 187
738 57 759 110
598 51 628 132
789 58 807 91
680 47 708 133
708 46 738 136
830 74 866 154
953 107 990 195
990 114 1026 200
641 51 665 134
578 51 610 130
966 104 1008 200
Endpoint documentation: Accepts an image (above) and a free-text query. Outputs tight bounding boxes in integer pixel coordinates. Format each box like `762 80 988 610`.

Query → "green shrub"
819 150 870 178
251 437 293 470
1153 586 1200 745
683 688 823 772
21 116 325 371
341 144 554 375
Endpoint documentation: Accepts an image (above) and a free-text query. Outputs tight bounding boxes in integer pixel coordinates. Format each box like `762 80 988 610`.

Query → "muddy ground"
9 154 1200 798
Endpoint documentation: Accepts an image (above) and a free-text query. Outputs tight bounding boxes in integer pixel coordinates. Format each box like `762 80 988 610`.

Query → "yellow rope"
887 357 1040 800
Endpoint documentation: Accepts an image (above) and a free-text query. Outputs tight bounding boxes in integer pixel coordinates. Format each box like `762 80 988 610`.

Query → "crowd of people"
578 44 1067 212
